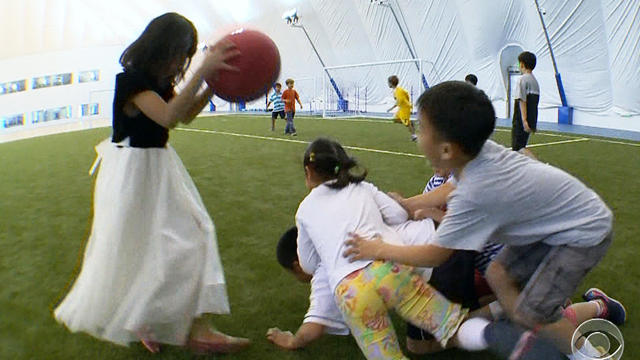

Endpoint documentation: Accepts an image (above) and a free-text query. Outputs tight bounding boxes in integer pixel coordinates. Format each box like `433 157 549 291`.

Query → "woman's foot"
188 327 250 354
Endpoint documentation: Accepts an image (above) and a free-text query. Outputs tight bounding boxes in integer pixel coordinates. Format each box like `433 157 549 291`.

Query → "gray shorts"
494 233 612 324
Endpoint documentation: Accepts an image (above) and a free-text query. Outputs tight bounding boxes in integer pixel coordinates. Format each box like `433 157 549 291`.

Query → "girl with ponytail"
295 138 484 359
302 138 366 189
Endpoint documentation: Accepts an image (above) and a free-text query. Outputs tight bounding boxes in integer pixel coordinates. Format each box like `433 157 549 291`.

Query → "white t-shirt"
296 181 409 292
303 217 437 335
304 265 350 335
434 140 613 251
515 73 540 100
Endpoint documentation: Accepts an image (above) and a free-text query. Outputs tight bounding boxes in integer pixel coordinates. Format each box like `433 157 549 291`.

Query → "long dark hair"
119 13 197 89
303 138 367 189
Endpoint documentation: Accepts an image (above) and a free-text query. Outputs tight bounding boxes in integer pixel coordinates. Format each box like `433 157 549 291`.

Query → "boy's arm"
267 322 325 350
387 104 397 112
296 91 303 108
343 233 453 267
519 100 531 132
392 182 454 217
516 79 531 133
345 192 492 266
414 207 445 223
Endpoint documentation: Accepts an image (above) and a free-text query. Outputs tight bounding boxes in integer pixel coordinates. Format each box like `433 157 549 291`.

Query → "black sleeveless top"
112 70 174 148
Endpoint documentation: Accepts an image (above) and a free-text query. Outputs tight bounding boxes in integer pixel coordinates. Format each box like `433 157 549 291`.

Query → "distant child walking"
282 78 303 136
387 75 417 141
266 82 285 131
53 13 249 355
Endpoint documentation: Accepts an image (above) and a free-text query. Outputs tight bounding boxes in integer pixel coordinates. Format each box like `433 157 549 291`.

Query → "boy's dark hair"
275 82 282 88
464 74 478 85
277 227 298 269
518 51 536 70
388 75 399 87
285 78 294 85
304 138 367 190
120 12 197 88
417 81 495 157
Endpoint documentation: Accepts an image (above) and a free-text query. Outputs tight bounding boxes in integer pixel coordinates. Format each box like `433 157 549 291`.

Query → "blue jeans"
285 111 296 134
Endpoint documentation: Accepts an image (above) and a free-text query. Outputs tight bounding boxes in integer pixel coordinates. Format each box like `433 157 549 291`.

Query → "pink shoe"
140 338 160 353
137 328 160 353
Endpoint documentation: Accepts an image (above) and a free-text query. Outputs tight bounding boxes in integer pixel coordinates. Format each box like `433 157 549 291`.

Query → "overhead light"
282 8 299 25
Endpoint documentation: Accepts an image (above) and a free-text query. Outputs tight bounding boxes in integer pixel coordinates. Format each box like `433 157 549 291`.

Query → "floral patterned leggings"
334 261 468 360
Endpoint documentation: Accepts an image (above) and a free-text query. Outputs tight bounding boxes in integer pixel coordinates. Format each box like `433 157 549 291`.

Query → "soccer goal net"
321 58 439 119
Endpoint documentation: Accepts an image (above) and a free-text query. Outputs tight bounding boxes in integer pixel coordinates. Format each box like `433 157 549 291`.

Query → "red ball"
206 29 281 102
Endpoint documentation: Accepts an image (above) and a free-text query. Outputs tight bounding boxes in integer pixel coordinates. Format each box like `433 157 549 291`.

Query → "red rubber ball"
206 29 281 102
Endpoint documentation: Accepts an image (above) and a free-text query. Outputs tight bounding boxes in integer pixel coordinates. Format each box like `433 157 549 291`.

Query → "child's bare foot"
188 327 250 354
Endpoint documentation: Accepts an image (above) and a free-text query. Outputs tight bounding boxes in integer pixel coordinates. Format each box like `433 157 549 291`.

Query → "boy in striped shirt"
423 169 504 275
267 82 285 132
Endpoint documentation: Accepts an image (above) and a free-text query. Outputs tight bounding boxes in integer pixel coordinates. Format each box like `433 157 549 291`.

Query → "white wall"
1 0 638 138
0 46 123 132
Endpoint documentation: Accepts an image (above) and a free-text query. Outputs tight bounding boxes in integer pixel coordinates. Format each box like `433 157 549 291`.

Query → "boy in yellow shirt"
387 75 417 141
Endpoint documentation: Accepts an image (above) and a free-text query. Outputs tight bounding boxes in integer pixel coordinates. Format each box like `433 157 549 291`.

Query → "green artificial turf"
0 115 637 359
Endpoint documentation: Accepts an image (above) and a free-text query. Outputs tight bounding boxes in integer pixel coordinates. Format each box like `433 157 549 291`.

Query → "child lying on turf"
268 216 437 350
286 137 490 360
269 220 493 355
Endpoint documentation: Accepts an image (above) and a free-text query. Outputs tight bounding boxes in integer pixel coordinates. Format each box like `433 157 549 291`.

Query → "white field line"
527 138 590 148
196 113 640 147
588 138 640 147
176 128 424 158
492 128 583 139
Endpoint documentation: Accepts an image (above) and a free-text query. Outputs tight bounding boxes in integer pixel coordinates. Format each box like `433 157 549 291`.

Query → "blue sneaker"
583 288 627 326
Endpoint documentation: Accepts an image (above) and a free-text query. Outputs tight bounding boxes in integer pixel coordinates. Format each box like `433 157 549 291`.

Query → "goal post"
321 58 436 119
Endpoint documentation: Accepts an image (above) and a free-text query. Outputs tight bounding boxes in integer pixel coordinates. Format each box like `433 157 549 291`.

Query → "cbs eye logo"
571 319 624 360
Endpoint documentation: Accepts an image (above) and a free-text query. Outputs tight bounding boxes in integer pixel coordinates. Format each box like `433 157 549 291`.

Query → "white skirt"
54 138 230 346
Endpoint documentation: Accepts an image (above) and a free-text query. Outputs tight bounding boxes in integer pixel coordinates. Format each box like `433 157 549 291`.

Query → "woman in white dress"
54 12 249 354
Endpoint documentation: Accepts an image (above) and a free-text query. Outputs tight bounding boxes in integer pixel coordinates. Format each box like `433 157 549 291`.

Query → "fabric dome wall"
1 0 638 131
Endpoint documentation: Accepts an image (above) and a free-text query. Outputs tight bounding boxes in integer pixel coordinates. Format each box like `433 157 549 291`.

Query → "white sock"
455 317 490 351
590 299 606 318
489 301 505 320
565 340 604 359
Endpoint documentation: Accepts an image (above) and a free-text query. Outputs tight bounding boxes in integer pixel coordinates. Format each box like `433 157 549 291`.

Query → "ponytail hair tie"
334 165 340 174
309 152 315 162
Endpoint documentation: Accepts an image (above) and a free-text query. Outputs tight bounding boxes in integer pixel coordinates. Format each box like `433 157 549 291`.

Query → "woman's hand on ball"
202 40 241 80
